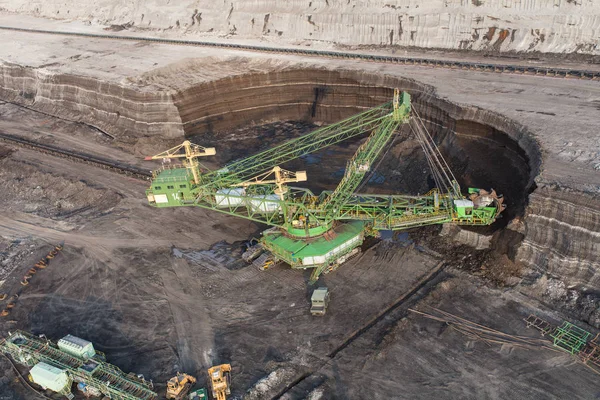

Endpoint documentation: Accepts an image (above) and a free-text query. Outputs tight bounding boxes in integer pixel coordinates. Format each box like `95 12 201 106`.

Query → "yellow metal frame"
145 140 216 185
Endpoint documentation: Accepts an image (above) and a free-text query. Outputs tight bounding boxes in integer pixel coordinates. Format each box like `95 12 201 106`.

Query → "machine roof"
264 221 364 258
154 168 190 183
59 334 91 348
312 288 329 301
31 362 66 380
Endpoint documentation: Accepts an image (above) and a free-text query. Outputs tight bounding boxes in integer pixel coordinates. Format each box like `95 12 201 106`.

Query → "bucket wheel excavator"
144 89 505 282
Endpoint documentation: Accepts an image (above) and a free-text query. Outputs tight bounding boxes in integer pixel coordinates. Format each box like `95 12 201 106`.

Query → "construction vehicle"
189 388 208 399
241 240 262 263
0 294 16 317
310 287 330 316
144 90 505 283
207 364 231 400
166 373 197 400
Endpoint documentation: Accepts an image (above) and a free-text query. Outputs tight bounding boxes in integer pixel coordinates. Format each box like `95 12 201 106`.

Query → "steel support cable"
409 113 458 197
409 308 560 351
410 119 449 193
412 109 459 196
409 123 448 194
414 110 458 187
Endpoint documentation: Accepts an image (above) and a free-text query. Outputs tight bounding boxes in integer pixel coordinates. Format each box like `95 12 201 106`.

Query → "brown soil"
0 157 122 222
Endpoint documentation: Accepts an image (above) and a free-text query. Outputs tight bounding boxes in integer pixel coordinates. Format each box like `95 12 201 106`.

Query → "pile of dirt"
410 225 523 288
0 237 37 282
0 157 122 221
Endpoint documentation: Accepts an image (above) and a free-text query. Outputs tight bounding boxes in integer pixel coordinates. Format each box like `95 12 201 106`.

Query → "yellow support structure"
145 140 215 185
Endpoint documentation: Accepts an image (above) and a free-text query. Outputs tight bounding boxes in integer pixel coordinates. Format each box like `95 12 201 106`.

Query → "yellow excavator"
166 372 196 400
207 364 231 400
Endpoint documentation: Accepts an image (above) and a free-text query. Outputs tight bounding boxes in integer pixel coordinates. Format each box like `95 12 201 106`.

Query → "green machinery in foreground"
145 90 505 282
1 330 157 400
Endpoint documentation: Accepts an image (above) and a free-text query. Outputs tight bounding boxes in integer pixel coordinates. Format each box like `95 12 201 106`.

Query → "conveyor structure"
145 89 505 282
1 330 157 400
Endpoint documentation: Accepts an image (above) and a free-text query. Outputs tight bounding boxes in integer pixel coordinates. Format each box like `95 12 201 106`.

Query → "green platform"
551 321 592 355
261 221 365 269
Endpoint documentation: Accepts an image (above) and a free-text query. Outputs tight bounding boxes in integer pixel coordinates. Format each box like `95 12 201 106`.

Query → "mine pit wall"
1 60 598 298
174 70 425 134
518 188 600 290
2 0 599 54
176 68 539 221
0 62 183 139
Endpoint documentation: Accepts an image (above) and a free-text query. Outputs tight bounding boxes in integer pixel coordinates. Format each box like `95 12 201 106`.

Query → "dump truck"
311 287 330 316
166 373 196 399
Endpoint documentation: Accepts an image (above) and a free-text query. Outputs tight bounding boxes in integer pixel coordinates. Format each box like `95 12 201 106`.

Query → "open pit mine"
0 1 598 399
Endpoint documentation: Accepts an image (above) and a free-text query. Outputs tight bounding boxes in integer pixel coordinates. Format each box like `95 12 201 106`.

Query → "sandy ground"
0 12 598 68
0 104 599 399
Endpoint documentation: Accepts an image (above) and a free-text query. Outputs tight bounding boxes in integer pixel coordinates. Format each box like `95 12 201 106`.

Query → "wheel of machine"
0 294 6 301
0 309 9 317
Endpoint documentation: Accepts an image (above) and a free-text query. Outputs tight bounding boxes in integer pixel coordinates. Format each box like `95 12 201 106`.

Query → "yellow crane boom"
145 140 216 185
232 166 307 201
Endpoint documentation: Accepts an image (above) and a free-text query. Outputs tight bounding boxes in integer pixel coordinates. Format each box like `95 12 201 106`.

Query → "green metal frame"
320 117 402 222
550 322 592 355
144 91 504 282
198 103 394 190
1 331 157 400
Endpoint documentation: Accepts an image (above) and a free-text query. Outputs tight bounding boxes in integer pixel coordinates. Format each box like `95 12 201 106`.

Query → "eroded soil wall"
2 60 598 298
0 62 183 139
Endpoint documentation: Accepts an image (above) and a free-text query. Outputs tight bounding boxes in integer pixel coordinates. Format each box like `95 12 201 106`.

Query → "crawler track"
1 26 599 80
0 132 151 180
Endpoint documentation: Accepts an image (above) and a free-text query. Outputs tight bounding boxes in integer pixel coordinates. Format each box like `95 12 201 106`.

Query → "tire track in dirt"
0 212 199 254
160 257 215 375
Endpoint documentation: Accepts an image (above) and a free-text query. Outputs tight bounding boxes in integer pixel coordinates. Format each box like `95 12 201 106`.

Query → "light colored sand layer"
0 0 598 54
